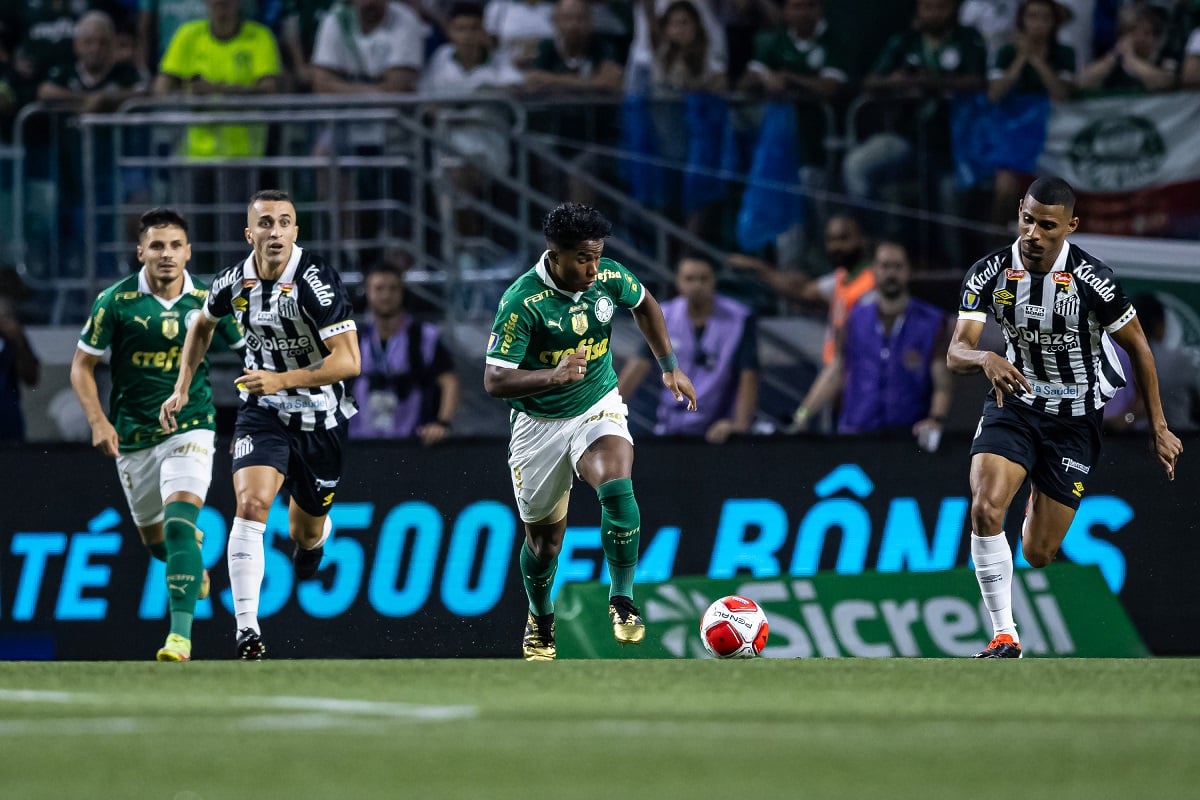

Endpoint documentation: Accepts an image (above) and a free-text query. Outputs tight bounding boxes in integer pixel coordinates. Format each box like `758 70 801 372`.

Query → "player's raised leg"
289 502 333 580
520 514 565 662
1021 485 1077 568
577 434 644 645
968 452 1027 658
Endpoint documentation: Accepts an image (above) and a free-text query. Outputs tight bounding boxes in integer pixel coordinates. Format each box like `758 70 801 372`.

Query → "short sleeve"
205 271 235 320
78 290 115 355
957 266 989 323
299 262 356 336
159 21 196 77
486 300 532 367
602 261 646 309
214 313 245 351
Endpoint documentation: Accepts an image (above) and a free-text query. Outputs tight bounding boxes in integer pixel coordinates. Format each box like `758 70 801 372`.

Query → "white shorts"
508 389 633 524
115 429 216 527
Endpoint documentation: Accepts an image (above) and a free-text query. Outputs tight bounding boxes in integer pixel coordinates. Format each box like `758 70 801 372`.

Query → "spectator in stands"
311 0 424 94
349 260 460 443
154 0 281 268
709 0 779 85
791 241 952 449
1077 1 1178 94
20 0 82 81
280 0 336 90
521 0 624 205
728 213 874 366
420 1 523 244
960 0 1022 61
840 0 987 261
0 267 41 443
483 0 555 68
1105 293 1200 434
38 11 146 111
986 0 1075 226
646 0 728 92
138 0 258 77
627 0 728 89
618 254 759 443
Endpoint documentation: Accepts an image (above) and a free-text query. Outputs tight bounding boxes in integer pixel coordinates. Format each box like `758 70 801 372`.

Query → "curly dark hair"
138 207 188 238
542 203 612 250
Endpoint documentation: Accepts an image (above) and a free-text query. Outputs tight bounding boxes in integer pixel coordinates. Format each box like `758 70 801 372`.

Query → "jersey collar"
1010 238 1071 273
137 267 195 308
243 243 304 283
535 250 584 301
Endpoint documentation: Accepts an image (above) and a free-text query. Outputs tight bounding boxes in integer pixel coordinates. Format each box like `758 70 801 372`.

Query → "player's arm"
792 328 844 431
484 347 589 398
947 317 1030 408
240 329 361 395
160 311 218 431
70 348 119 457
1110 316 1183 480
630 290 697 411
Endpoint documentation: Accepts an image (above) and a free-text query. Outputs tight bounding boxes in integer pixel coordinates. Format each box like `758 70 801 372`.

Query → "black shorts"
231 405 347 517
969 395 1102 510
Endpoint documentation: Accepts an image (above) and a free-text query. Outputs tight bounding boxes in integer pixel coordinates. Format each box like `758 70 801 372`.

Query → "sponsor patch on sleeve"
487 332 498 352
962 290 981 310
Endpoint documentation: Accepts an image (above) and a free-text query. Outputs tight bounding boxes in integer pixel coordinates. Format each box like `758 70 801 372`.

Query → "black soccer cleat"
236 627 267 660
973 634 1022 658
292 541 324 579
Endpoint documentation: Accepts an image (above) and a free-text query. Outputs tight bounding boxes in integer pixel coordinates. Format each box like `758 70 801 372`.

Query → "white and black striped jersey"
958 239 1136 417
205 244 358 431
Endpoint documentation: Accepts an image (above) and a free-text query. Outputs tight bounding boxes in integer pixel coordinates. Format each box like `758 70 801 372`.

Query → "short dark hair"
138 207 188 238
447 1 484 20
248 189 293 210
542 203 612 250
1026 177 1076 212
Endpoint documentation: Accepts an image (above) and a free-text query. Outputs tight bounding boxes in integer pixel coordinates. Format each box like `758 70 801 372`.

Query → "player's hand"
663 369 698 411
553 345 589 385
981 353 1031 407
90 417 119 458
159 389 187 434
1151 426 1183 481
238 369 287 396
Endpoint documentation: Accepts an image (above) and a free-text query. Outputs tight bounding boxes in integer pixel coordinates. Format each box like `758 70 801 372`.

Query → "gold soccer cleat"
608 596 645 645
522 612 556 662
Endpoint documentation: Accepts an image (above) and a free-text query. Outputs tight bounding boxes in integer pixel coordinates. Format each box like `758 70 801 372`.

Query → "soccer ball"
700 595 769 658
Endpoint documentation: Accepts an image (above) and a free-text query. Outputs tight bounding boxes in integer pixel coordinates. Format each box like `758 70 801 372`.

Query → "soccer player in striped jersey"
948 177 1183 658
160 189 361 660
71 207 245 662
484 203 698 661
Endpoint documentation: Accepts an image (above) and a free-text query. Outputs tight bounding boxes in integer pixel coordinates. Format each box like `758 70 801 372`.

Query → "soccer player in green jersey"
71 208 244 662
484 203 698 661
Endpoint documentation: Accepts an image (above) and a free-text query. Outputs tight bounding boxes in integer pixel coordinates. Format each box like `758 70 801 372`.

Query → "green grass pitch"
1 658 1198 799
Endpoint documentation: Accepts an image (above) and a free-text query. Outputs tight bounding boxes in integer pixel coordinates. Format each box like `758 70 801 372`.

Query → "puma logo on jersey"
546 318 563 331
133 315 152 329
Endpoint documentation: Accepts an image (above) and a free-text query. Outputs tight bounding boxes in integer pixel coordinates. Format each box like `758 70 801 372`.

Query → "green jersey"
78 269 245 452
486 254 646 418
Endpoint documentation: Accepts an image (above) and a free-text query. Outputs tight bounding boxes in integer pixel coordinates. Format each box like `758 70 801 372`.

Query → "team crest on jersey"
1054 292 1080 317
278 287 298 318
1006 268 1026 280
185 309 200 329
993 289 1015 306
962 290 981 310
594 296 615 323
571 311 588 335
1052 272 1072 286
162 318 180 339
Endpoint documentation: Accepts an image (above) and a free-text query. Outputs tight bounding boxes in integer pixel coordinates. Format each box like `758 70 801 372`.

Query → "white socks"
971 532 1018 640
228 517 266 634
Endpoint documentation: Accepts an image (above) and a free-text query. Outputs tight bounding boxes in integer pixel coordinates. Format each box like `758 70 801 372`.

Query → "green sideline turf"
1 658 1197 800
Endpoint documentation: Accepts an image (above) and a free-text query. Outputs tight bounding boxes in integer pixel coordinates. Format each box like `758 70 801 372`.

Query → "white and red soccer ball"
700 595 769 658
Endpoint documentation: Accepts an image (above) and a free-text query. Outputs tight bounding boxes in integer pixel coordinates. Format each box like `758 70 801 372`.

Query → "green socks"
147 541 168 562
521 540 558 617
163 501 203 639
597 478 640 600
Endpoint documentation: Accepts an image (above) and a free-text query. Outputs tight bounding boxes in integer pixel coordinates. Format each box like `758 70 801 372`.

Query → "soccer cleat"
293 541 324 579
973 634 1023 658
522 612 556 662
236 627 267 660
608 596 646 645
156 633 192 662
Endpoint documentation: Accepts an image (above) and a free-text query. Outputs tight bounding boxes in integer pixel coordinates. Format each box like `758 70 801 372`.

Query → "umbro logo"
230 551 253 560
978 572 1002 584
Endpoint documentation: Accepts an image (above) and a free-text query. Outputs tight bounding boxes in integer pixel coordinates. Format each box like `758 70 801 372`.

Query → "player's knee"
235 493 273 522
526 537 562 562
1023 545 1057 568
597 478 639 530
969 496 1005 535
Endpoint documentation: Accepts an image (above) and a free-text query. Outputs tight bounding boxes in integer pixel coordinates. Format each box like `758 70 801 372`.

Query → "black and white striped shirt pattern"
958 240 1135 418
205 245 358 431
